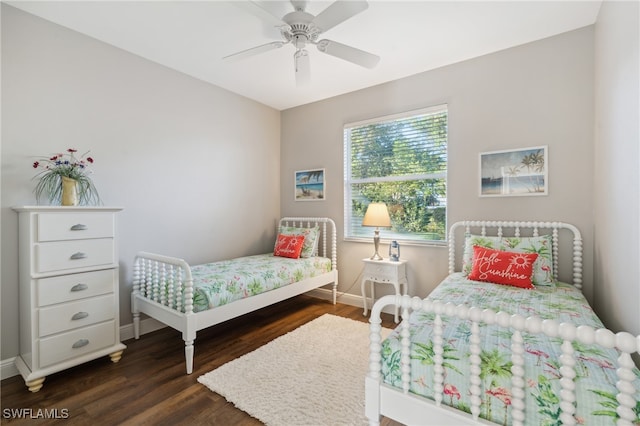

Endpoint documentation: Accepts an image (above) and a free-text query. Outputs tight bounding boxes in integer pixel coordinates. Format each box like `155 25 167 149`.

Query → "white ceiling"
7 0 602 111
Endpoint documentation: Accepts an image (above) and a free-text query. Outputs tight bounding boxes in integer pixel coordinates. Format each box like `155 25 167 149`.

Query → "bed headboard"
448 220 583 289
279 217 337 271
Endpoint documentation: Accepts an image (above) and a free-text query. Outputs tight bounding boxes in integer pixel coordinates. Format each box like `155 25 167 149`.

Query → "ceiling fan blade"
234 1 286 27
312 1 368 33
294 49 310 86
316 39 380 68
223 41 286 62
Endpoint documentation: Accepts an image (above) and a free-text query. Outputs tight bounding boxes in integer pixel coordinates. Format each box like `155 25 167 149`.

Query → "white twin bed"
131 216 638 425
131 217 337 374
367 220 640 425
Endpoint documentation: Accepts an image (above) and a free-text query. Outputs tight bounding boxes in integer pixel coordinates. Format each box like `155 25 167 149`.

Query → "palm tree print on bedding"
187 254 331 312
380 273 640 425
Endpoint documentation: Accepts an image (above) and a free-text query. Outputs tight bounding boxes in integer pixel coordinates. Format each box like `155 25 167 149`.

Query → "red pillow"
468 246 538 289
273 234 305 259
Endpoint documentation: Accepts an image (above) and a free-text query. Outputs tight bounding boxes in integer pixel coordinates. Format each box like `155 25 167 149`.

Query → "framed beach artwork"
295 168 325 201
479 146 548 197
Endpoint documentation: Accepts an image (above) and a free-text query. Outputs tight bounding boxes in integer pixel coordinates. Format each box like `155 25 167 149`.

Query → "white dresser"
13 206 126 392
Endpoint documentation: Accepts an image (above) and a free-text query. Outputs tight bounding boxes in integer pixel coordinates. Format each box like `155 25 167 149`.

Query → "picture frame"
479 146 548 197
295 168 325 201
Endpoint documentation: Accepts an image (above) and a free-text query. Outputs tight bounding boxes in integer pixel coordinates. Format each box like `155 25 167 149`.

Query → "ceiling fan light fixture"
292 34 309 49
294 49 310 86
294 49 309 71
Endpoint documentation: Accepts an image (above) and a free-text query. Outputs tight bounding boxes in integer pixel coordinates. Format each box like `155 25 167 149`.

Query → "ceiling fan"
224 0 380 86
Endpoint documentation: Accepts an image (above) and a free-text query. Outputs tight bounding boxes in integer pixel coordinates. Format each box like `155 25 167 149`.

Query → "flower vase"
61 176 79 206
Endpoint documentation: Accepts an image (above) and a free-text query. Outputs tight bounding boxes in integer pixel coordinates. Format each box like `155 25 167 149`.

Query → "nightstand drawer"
364 263 404 282
37 269 115 307
39 294 115 337
37 213 115 242
39 321 116 368
361 258 409 323
35 239 115 273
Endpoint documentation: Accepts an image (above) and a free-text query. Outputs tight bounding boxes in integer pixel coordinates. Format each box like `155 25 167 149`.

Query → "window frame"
343 104 448 246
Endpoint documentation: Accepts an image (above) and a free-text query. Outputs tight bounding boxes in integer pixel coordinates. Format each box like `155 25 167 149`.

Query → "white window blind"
344 105 448 243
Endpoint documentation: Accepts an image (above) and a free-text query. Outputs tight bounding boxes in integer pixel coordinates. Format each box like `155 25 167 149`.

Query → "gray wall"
1 5 281 360
3 1 638 373
281 27 595 308
593 0 640 336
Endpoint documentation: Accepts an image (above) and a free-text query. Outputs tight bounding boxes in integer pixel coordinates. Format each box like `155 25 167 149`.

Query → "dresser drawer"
35 239 115 273
39 294 115 337
39 321 116 368
37 269 115 307
37 212 114 242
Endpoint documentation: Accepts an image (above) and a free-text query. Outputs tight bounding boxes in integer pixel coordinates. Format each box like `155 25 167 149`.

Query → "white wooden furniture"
131 217 338 374
361 258 408 323
366 220 640 426
13 206 126 393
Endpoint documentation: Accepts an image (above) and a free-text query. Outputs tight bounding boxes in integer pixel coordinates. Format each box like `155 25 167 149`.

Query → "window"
344 105 448 244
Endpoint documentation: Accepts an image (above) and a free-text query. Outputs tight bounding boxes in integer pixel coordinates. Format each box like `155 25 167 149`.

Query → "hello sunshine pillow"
462 234 555 286
273 234 305 259
468 246 538 289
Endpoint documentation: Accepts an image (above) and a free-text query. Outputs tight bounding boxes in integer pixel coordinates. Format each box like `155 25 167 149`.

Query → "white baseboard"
119 317 169 342
1 357 19 381
308 287 401 319
2 291 392 380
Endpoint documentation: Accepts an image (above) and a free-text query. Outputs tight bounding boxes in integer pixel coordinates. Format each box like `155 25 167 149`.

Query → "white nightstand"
361 258 408 323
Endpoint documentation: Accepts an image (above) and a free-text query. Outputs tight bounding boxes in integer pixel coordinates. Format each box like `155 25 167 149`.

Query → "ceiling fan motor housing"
282 11 319 49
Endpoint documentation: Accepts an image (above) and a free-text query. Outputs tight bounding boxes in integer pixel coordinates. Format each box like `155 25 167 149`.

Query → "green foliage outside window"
345 107 448 242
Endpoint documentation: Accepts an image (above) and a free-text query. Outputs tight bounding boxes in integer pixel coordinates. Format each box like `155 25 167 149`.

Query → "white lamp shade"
362 203 391 227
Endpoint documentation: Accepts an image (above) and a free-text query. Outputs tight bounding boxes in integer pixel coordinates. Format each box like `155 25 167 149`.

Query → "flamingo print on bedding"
380 273 640 425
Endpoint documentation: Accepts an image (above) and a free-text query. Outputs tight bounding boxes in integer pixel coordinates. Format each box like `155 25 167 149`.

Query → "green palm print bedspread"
380 273 640 425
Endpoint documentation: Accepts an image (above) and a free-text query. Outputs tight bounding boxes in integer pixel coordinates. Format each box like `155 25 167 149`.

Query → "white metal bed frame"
131 217 337 374
366 220 639 426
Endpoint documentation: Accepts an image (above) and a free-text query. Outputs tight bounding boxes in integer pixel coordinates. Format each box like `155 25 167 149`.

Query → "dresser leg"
109 350 124 363
25 377 45 393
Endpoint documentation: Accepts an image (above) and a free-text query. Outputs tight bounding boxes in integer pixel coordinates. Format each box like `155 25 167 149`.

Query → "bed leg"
365 376 381 426
133 312 140 339
185 340 194 374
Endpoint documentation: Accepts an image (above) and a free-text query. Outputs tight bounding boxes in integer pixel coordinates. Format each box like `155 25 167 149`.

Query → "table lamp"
362 202 391 260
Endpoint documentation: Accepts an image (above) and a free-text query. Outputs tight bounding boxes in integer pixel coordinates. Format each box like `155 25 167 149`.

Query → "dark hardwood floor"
1 295 402 425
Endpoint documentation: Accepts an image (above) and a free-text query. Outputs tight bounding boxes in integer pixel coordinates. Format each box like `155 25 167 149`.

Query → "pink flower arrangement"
32 148 101 205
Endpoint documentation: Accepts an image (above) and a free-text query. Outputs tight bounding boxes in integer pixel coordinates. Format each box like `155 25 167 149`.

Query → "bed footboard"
132 251 194 317
367 295 640 426
131 251 196 372
131 217 338 375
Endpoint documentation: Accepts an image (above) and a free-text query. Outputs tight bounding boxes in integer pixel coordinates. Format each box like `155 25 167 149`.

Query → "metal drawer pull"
70 283 88 292
71 312 89 321
70 224 88 231
72 339 89 349
70 252 87 260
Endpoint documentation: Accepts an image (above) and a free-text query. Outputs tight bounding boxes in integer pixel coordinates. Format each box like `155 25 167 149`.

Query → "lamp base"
370 229 383 261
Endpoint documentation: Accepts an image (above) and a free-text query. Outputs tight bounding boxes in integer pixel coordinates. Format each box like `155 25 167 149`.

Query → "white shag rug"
198 314 392 426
